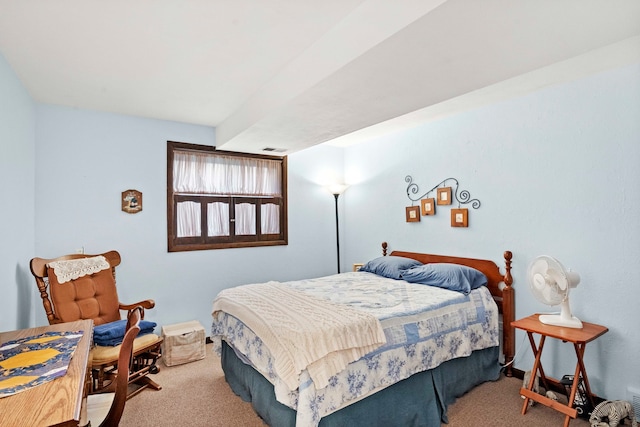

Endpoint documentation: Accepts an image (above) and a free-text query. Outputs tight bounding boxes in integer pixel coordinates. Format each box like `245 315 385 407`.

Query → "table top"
0 320 93 427
511 314 608 344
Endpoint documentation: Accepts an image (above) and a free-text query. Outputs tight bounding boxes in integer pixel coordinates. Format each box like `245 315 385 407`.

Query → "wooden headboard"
382 241 515 376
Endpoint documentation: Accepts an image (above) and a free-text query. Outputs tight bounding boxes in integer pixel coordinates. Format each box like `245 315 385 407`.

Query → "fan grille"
528 256 570 306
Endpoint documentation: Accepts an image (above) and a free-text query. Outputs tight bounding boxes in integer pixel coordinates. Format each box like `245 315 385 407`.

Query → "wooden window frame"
167 141 288 252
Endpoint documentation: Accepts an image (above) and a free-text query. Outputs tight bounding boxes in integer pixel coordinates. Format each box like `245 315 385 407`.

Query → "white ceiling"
1 1 639 155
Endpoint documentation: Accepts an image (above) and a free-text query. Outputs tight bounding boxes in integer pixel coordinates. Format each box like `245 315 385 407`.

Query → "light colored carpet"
120 344 591 426
120 345 264 427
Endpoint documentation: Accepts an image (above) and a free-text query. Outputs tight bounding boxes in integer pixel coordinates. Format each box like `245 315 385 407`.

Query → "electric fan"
527 255 583 328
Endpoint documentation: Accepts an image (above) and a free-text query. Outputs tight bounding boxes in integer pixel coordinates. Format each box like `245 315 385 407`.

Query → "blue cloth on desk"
93 319 156 346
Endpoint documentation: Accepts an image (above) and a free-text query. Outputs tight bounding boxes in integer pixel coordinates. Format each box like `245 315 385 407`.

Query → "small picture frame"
437 187 452 205
122 189 142 214
421 198 436 216
406 206 420 222
451 208 468 227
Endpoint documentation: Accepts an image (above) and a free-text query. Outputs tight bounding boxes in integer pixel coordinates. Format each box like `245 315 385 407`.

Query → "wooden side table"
511 314 608 427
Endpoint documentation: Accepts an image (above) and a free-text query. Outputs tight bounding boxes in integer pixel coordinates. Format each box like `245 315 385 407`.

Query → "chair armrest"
119 300 155 319
119 300 155 310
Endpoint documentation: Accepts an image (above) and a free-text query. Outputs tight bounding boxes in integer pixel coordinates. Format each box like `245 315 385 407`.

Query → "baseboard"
511 367 525 379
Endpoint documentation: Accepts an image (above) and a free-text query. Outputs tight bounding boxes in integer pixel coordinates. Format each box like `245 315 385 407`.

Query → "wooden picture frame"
406 206 420 222
437 187 452 205
451 208 468 227
122 189 143 214
421 198 436 216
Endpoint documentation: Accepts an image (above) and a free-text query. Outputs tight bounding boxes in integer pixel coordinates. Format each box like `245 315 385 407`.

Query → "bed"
211 242 514 426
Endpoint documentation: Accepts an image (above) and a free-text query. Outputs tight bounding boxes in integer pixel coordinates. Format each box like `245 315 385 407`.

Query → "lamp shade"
327 184 349 195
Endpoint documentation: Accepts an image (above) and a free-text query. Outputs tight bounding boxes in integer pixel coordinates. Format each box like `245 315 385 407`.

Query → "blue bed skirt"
220 341 500 427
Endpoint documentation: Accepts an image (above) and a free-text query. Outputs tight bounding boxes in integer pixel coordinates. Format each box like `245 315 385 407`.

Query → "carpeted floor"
120 344 592 426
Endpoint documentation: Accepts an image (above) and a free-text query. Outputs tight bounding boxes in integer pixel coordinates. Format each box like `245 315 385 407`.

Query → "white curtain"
174 151 281 238
173 151 281 196
207 202 229 236
235 203 256 235
261 203 280 234
176 201 201 237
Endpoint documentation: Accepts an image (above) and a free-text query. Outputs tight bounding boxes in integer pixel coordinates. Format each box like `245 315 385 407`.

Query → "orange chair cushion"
47 267 121 325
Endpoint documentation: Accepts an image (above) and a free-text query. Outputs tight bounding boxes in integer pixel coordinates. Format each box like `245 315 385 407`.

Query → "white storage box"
161 320 206 366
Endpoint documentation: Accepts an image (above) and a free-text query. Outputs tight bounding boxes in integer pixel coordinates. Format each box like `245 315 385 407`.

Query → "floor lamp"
328 184 348 274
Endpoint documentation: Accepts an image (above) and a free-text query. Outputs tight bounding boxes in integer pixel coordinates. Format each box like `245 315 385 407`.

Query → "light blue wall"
0 54 36 332
32 105 341 333
342 63 640 401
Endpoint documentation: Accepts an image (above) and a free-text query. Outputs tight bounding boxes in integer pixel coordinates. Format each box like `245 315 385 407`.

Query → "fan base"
539 314 583 329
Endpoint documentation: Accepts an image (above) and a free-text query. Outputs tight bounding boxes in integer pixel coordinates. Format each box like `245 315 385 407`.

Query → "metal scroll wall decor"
405 176 481 227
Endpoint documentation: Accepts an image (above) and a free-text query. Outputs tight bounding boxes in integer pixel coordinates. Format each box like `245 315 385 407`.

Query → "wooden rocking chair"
30 250 163 399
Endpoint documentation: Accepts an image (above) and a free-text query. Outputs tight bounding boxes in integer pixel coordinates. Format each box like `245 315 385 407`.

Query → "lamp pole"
328 184 348 274
334 192 341 274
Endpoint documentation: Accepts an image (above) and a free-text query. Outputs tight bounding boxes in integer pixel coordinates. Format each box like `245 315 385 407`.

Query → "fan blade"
530 259 548 276
542 284 555 303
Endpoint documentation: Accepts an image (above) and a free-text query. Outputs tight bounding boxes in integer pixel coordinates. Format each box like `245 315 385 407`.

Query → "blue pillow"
359 256 423 280
400 263 487 295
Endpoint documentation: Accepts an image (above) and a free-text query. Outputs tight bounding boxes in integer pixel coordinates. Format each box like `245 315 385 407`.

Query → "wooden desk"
512 314 608 427
0 320 93 427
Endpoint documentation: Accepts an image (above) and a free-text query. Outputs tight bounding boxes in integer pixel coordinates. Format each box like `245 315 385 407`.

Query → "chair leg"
92 367 107 393
125 351 162 398
127 376 162 399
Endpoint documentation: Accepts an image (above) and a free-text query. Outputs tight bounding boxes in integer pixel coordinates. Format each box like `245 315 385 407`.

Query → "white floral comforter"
212 281 386 390
211 272 499 427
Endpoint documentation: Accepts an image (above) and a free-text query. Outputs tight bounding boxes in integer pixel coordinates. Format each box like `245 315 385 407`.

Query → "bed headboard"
382 241 515 376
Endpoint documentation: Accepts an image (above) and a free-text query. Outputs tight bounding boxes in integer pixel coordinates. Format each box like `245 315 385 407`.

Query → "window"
167 141 287 251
